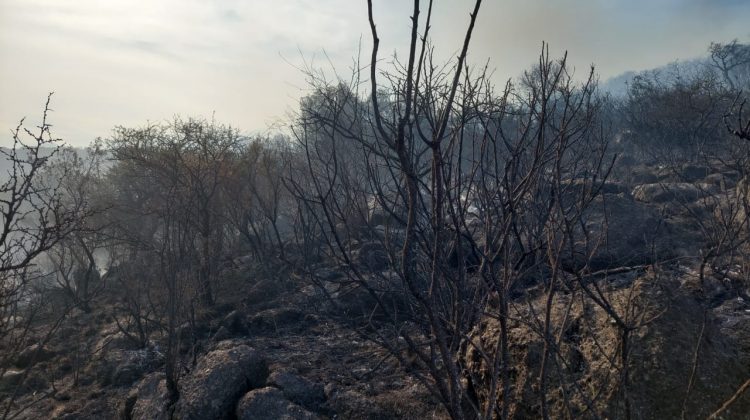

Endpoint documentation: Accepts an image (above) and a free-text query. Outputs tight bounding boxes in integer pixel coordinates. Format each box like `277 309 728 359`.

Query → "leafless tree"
709 40 750 92
107 118 242 307
284 0 657 414
623 64 734 164
0 94 90 419
224 137 294 267
101 117 256 407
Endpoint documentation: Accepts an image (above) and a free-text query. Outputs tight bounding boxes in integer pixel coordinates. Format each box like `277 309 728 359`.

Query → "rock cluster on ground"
4 161 750 419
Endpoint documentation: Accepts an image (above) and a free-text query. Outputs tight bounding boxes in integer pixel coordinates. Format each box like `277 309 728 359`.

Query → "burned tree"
284 0 638 415
0 94 89 419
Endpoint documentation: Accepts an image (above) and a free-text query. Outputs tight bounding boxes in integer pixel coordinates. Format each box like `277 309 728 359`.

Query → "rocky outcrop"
562 178 629 197
463 273 750 419
173 343 267 420
632 182 717 204
673 164 712 182
704 172 739 189
565 194 686 270
618 164 659 185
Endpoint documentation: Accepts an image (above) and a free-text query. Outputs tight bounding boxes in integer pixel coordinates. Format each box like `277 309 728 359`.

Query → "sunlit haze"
1 0 749 146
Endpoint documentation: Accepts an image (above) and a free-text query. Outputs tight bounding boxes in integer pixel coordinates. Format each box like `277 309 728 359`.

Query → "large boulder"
236 387 316 420
174 343 268 420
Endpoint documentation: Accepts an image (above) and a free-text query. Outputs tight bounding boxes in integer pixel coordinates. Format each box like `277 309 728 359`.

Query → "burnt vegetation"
4 2 750 419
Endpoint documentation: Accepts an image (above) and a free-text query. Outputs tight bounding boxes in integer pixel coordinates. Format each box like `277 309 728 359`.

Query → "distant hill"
601 57 711 97
600 70 637 97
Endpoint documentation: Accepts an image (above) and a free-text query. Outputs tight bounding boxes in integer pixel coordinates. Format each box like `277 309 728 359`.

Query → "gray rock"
628 166 659 185
356 241 389 272
683 164 711 181
563 178 629 197
247 308 305 334
22 372 49 392
632 182 717 204
211 326 232 342
269 370 326 410
173 344 267 420
106 347 162 388
703 173 737 190
368 202 405 228
0 369 49 395
236 387 316 420
112 363 145 387
96 331 143 355
565 194 686 270
667 164 712 183
127 373 172 420
0 370 23 393
220 310 248 335
14 344 55 368
176 323 207 353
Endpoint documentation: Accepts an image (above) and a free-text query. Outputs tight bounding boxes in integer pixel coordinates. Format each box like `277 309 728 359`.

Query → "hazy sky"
1 0 749 146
